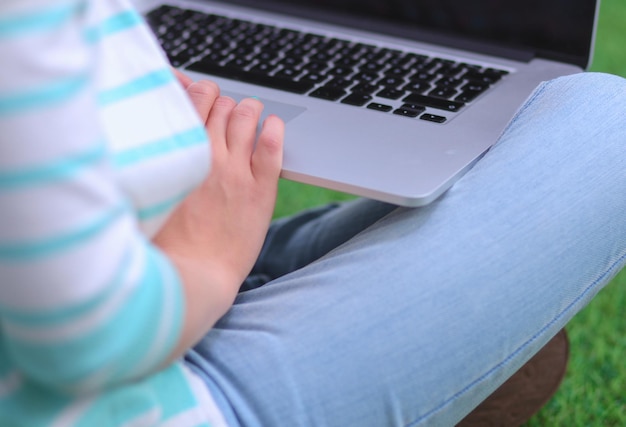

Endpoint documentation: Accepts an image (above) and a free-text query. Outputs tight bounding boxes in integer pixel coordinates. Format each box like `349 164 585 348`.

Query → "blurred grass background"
273 0 626 424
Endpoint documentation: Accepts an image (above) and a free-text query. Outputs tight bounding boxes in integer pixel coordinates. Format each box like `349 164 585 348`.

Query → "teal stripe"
150 365 206 420
0 2 84 38
0 143 105 190
0 249 132 327
0 204 128 261
114 126 208 168
0 74 88 116
138 190 191 221
84 10 144 43
97 69 176 106
3 245 184 388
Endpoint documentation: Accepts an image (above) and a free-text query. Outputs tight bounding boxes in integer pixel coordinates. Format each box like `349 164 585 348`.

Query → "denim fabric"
185 72 626 426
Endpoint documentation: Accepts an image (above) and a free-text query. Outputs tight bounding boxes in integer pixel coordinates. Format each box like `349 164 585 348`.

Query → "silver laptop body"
133 0 600 206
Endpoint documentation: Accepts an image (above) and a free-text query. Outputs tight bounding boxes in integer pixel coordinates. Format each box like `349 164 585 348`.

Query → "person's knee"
548 71 626 105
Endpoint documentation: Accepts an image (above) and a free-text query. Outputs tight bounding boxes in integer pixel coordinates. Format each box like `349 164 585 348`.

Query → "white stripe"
2 244 144 342
159 407 212 427
182 364 230 427
0 370 23 398
119 408 161 427
131 258 178 373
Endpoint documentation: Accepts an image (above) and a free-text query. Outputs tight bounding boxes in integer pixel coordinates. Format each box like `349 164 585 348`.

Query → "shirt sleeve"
0 0 186 394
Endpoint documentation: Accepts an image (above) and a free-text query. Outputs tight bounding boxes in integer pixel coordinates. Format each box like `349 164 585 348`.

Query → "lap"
187 72 626 427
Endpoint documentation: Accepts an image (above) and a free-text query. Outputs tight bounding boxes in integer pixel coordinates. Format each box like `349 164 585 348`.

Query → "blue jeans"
185 72 626 426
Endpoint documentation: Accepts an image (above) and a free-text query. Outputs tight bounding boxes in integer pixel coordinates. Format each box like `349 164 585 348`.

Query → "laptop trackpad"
222 90 307 123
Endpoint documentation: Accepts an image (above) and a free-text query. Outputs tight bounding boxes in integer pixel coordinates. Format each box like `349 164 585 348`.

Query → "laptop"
133 0 599 206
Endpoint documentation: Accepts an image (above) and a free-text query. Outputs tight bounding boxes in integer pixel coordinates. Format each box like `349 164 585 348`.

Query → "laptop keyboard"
146 5 509 124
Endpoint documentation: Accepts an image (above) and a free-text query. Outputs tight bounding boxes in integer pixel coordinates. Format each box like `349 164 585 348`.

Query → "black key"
420 113 447 123
310 51 335 62
385 67 410 77
361 62 385 72
393 107 421 118
275 67 302 79
461 82 490 93
402 93 465 112
400 103 426 113
186 61 315 94
341 93 372 106
327 66 354 77
335 56 361 67
378 76 404 88
367 103 393 112
250 62 276 74
300 73 328 85
408 71 437 82
439 65 466 77
286 46 309 57
224 57 251 69
377 88 405 100
201 51 230 64
486 67 509 76
435 77 463 88
455 90 482 103
351 83 379 94
428 86 457 99
463 70 502 84
353 72 379 83
402 81 430 94
390 53 415 66
304 33 325 44
309 86 347 101
326 78 352 89
303 61 328 73
279 56 303 67
255 51 279 63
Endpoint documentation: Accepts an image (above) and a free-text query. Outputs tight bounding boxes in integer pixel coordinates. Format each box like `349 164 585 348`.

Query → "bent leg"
187 73 626 427
242 199 397 290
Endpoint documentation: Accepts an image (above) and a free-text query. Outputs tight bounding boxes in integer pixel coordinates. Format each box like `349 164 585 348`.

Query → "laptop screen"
225 0 598 69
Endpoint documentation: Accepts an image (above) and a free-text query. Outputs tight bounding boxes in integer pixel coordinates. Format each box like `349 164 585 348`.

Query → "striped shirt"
0 0 226 425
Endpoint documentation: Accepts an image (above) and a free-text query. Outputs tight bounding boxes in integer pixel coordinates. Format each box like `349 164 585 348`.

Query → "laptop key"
275 67 302 79
326 78 352 89
393 107 422 118
309 86 347 101
429 86 458 99
341 93 372 106
300 73 328 85
377 88 405 100
351 83 379 94
186 61 315 94
455 90 482 103
420 113 447 123
403 94 465 112
400 103 426 113
367 103 393 112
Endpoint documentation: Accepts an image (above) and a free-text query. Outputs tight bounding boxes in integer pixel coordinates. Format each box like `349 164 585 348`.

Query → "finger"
251 114 285 183
206 96 237 154
186 80 220 125
225 98 264 157
172 68 193 89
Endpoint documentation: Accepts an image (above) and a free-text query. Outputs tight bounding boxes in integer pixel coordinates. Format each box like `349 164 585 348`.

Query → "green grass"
274 0 626 424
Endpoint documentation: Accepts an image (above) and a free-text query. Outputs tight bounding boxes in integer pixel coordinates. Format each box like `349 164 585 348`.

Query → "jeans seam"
405 247 626 427
491 78 553 147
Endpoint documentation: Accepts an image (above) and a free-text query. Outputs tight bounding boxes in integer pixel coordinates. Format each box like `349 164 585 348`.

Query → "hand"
155 75 284 356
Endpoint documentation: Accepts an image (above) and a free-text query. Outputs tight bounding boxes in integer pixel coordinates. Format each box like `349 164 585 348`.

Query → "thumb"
251 115 284 183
